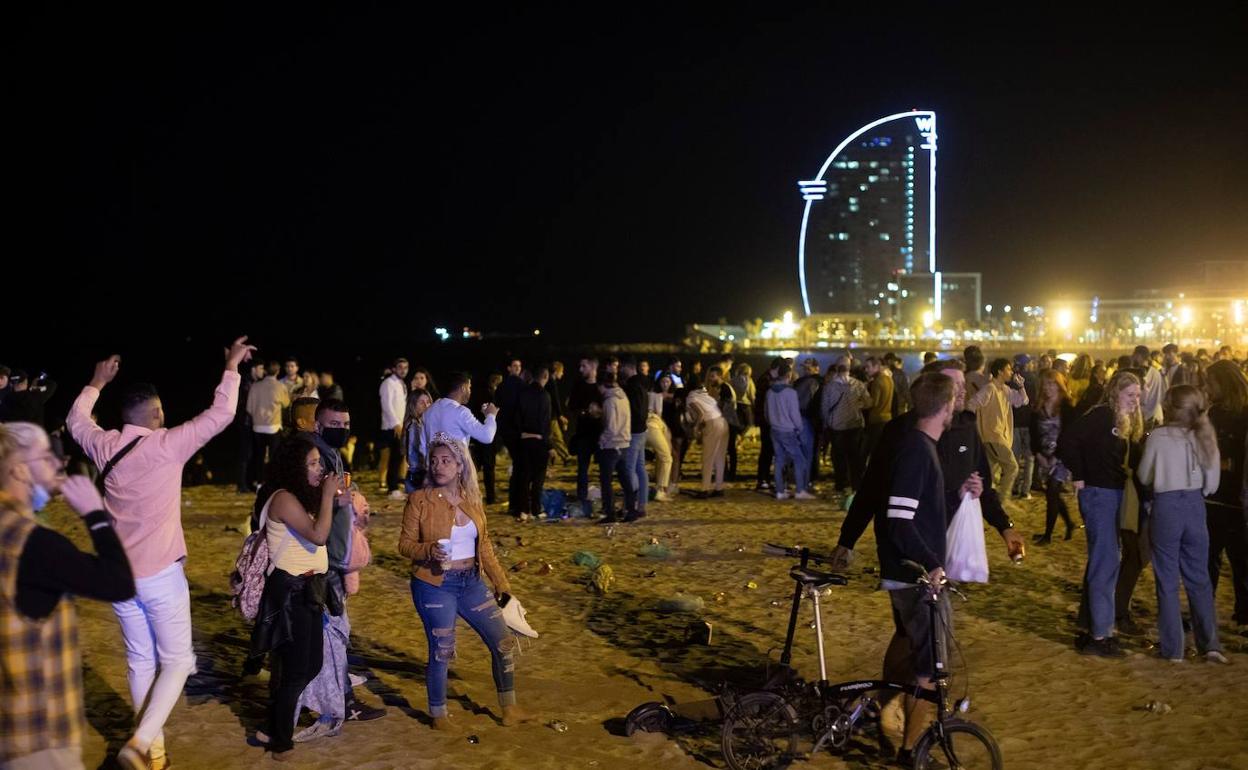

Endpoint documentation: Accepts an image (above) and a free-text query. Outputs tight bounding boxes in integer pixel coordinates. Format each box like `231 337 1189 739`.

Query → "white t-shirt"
449 516 478 561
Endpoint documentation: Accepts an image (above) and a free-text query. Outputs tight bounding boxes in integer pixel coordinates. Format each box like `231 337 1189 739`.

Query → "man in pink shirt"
67 337 256 770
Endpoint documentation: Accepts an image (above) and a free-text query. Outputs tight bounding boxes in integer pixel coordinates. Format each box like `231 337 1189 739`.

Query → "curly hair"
265 434 322 515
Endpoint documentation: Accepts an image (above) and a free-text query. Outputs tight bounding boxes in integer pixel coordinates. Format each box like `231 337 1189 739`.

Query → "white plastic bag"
945 492 989 583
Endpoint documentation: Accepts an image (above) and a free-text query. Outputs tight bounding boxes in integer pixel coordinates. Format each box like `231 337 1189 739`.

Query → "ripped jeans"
411 570 516 717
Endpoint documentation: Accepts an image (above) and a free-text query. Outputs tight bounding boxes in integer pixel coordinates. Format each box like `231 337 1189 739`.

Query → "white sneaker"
500 595 539 638
775 492 790 500
1206 650 1231 664
349 672 368 688
388 489 407 501
294 718 343 742
654 491 672 503
795 491 817 500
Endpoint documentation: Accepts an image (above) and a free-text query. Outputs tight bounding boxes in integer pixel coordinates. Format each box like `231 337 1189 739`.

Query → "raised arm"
165 337 254 463
67 356 122 465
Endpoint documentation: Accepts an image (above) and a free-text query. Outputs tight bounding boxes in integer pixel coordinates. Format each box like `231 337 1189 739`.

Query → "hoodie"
598 386 631 450
765 383 803 433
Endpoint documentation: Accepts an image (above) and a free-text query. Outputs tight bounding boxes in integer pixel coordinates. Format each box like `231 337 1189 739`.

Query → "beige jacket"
398 487 510 592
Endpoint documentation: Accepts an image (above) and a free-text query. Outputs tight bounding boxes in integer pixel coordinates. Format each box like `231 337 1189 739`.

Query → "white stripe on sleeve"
887 508 916 520
888 496 919 509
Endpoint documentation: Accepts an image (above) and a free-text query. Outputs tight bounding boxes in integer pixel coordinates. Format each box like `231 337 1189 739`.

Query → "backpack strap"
258 489 294 577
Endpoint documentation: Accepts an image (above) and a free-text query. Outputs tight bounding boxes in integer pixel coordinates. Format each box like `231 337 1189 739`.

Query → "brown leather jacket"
398 487 510 593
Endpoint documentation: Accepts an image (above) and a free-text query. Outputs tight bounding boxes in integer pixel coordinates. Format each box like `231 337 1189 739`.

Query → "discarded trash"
467 735 480 744
644 570 658 578
769 600 782 607
736 545 745 552
658 593 705 612
537 562 555 575
685 620 714 645
649 537 660 545
604 526 616 538
638 544 672 559
548 720 569 733
511 560 529 572
1143 701 1172 714
862 566 876 574
713 592 727 602
589 564 615 594
572 551 602 569
515 536 528 546
744 580 759 590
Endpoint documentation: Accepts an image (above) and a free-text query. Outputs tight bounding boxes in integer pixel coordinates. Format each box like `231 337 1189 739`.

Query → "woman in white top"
254 435 342 757
1137 385 1228 663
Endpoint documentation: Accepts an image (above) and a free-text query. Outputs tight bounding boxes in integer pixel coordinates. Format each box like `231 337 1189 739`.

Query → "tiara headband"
428 431 469 467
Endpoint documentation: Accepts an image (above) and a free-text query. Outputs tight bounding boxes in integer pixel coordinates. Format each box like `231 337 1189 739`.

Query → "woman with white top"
1137 385 1228 663
398 433 524 730
250 435 341 759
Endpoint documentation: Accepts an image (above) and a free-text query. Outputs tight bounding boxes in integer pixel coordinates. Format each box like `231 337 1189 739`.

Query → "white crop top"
448 515 478 561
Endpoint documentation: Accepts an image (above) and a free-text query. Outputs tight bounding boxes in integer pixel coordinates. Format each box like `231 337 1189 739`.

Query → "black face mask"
320 427 350 449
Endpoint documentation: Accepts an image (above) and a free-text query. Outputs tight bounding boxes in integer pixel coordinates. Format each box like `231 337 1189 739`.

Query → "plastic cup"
437 538 452 570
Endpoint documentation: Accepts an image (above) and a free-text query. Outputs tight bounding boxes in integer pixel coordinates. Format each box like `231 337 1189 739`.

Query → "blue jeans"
1011 427 1034 494
1151 490 1222 658
800 419 817 481
624 432 649 511
596 447 637 515
411 572 516 718
1079 486 1123 638
772 429 809 493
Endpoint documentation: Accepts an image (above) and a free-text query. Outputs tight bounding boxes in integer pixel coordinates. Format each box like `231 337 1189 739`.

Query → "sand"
47 439 1248 770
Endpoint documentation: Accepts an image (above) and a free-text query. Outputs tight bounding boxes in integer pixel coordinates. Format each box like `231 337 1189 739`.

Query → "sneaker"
254 730 271 746
116 744 151 770
623 509 647 523
1079 637 1126 658
775 492 790 500
345 702 388 722
1116 616 1145 636
500 595 539 638
349 672 368 688
294 718 343 742
1205 650 1231 664
653 491 672 503
755 482 773 492
387 489 407 501
795 491 817 500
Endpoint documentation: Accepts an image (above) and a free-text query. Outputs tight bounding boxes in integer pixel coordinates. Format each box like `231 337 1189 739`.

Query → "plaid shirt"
1 506 83 761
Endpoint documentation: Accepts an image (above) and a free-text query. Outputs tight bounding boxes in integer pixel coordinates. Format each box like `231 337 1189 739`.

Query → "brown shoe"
501 704 531 726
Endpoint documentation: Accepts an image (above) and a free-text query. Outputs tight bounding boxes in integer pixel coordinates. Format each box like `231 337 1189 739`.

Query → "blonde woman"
398 433 525 729
1137 385 1227 663
1058 371 1144 657
1067 353 1093 405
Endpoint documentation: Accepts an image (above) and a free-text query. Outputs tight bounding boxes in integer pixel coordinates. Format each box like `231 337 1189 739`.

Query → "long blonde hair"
1037 369 1072 417
424 432 482 508
1163 385 1219 468
1100 371 1144 442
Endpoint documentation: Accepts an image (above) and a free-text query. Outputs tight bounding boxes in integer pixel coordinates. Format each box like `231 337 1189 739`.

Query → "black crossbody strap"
96 436 143 493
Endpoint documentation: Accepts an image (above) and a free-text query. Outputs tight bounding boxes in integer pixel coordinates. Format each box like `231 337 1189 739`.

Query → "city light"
1179 306 1194 325
1234 301 1245 326
1056 308 1073 330
434 326 450 342
921 310 934 328
533 329 541 336
777 310 799 339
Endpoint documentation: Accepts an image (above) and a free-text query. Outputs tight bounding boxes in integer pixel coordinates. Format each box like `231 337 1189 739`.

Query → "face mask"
320 427 350 449
31 483 52 512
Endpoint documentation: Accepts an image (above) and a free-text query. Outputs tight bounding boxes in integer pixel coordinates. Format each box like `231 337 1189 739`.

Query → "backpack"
229 490 291 622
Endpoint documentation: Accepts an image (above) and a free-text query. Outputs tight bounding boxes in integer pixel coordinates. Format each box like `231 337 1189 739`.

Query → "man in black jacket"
0 370 58 428
622 361 651 520
515 367 553 520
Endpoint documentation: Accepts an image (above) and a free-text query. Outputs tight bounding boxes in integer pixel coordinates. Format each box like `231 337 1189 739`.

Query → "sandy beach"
53 440 1248 770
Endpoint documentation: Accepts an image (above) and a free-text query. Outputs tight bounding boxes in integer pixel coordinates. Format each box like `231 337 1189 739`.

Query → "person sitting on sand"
398 432 527 730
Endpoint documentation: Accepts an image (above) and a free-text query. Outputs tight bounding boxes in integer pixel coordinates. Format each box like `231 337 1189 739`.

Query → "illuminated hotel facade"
798 111 939 323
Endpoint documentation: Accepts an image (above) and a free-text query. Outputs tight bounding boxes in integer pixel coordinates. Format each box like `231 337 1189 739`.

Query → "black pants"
236 423 254 491
1116 524 1150 623
757 424 773 484
267 586 324 752
502 436 523 514
726 425 740 480
517 438 550 516
1042 469 1073 538
830 428 865 491
1208 502 1248 624
250 432 282 487
864 422 886 460
471 440 498 504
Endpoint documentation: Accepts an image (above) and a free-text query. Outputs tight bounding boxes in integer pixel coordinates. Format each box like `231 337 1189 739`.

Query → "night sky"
10 6 1247 355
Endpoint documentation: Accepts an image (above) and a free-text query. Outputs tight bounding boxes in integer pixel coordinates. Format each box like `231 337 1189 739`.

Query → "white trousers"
112 560 196 751
700 417 729 491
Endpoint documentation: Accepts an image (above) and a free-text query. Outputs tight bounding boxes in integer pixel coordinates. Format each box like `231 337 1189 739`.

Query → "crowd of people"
2 339 1247 767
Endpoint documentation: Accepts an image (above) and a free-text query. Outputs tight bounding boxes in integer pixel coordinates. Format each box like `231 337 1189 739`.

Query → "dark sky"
9 6 1247 353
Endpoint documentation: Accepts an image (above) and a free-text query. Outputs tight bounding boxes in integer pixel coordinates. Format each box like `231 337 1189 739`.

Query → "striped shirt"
876 429 946 583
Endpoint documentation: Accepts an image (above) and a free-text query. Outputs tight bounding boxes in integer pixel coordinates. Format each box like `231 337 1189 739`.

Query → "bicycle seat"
790 566 848 587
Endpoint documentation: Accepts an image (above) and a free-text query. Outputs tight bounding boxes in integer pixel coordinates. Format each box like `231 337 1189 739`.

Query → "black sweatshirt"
839 411 1012 550
516 383 552 441
876 429 946 580
1057 405 1132 489
624 375 650 434
16 510 135 619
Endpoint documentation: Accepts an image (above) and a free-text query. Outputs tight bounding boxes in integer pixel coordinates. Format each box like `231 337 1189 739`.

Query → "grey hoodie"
765 383 803 433
598 386 631 450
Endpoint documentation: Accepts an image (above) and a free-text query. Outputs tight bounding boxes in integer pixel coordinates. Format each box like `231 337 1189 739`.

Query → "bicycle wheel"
912 719 1002 770
721 691 801 770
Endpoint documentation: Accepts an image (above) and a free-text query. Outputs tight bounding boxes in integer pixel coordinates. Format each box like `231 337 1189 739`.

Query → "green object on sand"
638 543 671 559
589 564 615 594
572 551 603 569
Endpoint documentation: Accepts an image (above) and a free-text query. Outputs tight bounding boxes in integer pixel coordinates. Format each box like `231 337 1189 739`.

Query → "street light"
1056 308 1073 330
